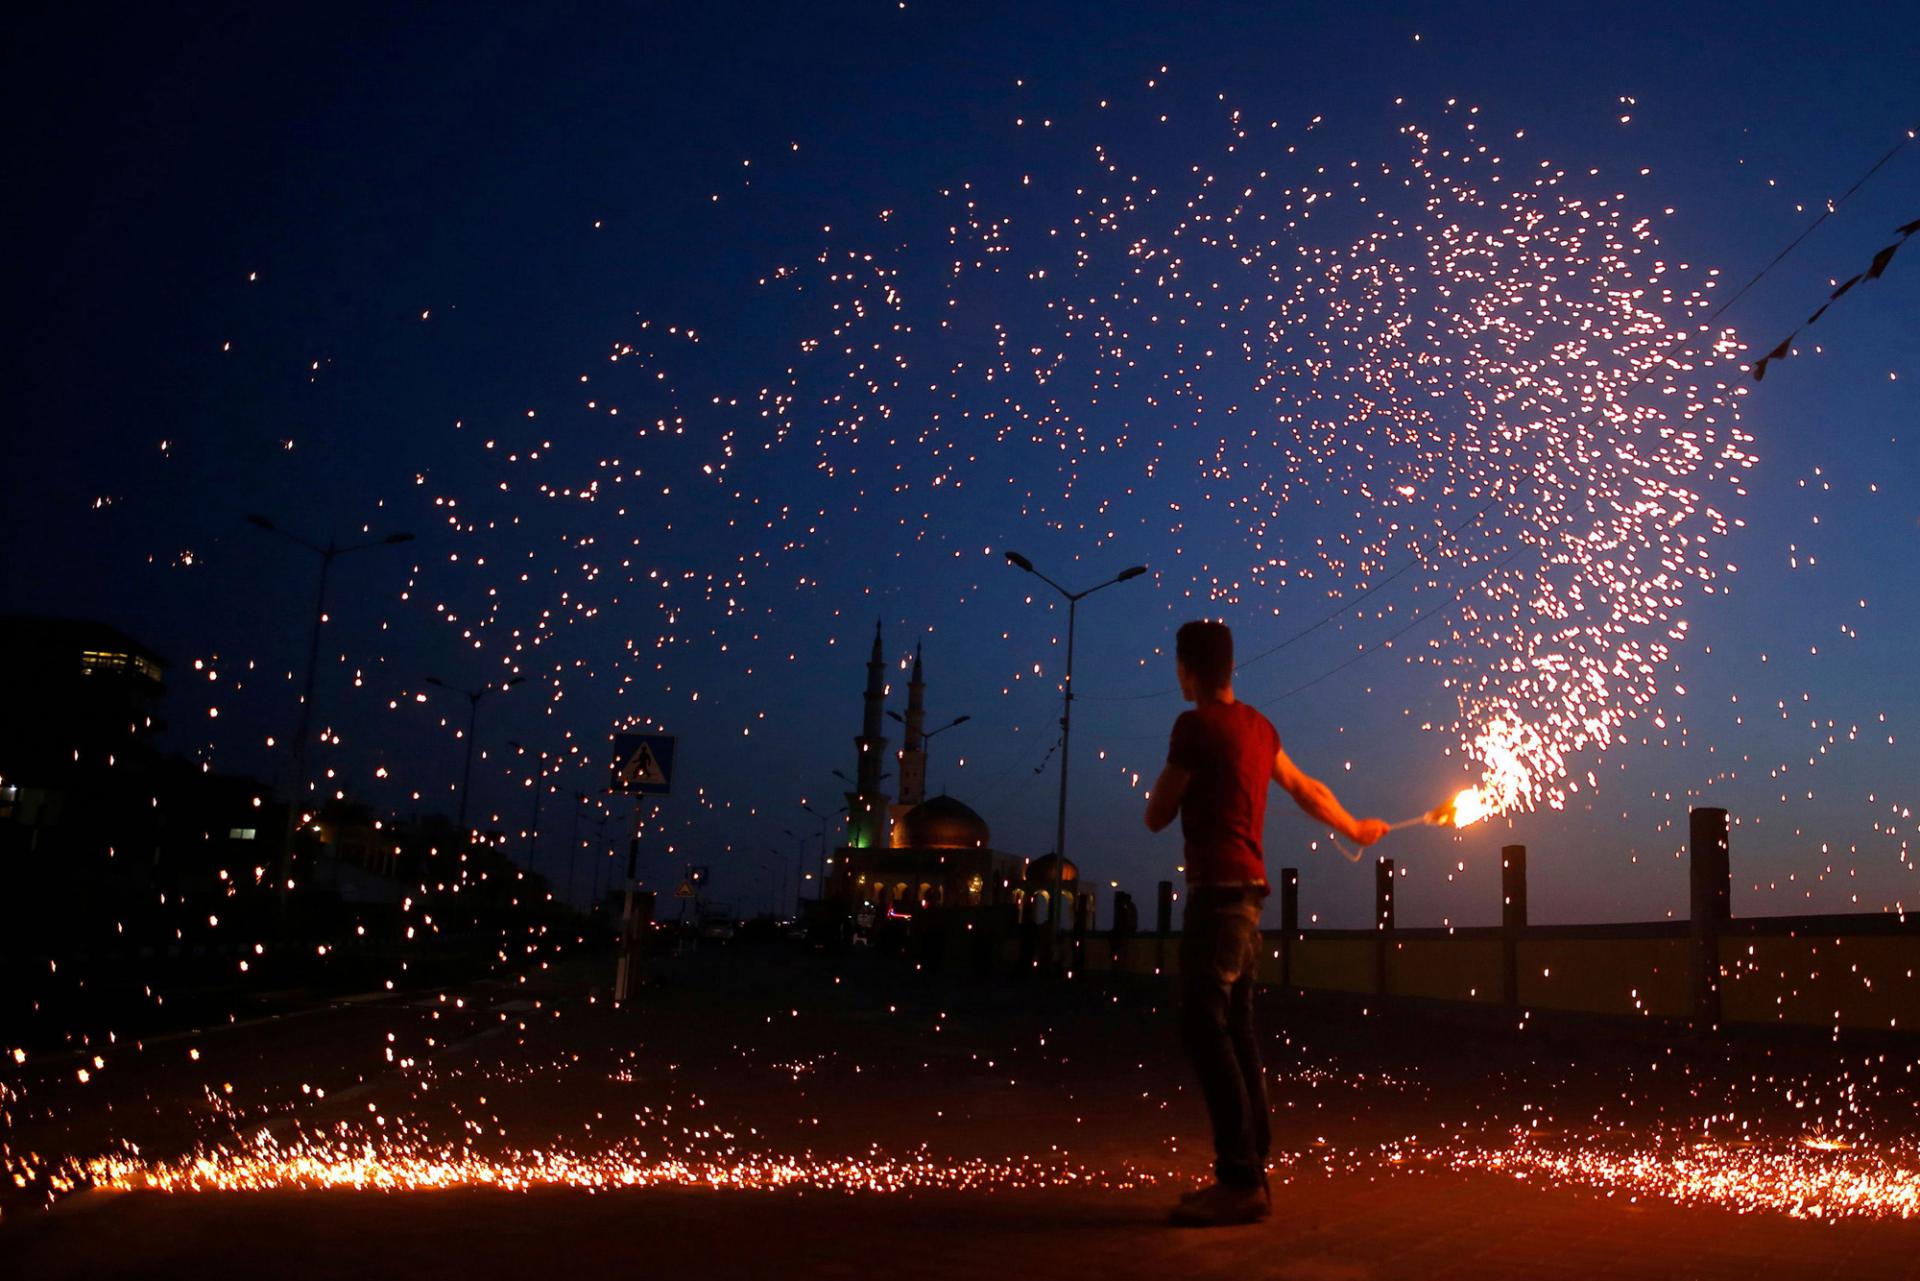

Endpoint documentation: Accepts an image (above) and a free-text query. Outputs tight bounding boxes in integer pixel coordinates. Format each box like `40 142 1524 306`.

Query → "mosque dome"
898 794 991 850
1024 853 1079 884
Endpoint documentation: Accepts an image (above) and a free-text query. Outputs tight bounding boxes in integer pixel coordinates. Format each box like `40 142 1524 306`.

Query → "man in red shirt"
1145 620 1389 1226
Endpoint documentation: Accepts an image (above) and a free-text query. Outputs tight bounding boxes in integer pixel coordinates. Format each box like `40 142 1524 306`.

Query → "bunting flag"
1752 216 1920 381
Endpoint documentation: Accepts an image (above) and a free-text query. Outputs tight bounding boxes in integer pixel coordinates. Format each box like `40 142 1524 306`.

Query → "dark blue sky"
6 1 1916 926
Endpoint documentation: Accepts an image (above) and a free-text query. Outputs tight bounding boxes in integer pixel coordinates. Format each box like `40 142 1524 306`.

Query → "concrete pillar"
1501 844 1526 1007
1109 890 1136 975
1689 807 1730 1028
1279 867 1299 988
1374 857 1394 996
1155 879 1174 971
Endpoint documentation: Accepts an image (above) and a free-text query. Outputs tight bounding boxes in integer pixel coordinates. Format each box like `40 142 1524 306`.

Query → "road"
3 942 1917 1279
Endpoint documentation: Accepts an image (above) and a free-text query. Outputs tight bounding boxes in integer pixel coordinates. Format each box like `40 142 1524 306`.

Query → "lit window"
81 649 130 674
229 828 257 841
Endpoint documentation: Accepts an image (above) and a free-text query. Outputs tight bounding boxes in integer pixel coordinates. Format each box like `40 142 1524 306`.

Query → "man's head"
1175 620 1234 701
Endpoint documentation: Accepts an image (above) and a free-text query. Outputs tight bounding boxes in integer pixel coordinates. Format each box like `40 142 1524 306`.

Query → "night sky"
6 1 1916 928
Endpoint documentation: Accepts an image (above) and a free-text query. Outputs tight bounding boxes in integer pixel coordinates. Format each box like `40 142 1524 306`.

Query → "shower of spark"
13 63 1916 1261
1439 1132 1920 1221
78 1128 1162 1196
428 93 1755 831
64 1114 1920 1222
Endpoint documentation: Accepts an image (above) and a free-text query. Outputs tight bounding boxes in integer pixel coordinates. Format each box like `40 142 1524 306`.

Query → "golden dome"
897 794 990 849
1024 853 1078 884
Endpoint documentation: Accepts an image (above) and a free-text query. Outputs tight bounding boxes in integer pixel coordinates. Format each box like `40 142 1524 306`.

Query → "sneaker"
1178 1175 1270 1207
1169 1181 1271 1227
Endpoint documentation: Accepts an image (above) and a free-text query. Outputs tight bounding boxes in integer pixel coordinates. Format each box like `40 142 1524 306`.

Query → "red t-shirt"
1167 701 1280 887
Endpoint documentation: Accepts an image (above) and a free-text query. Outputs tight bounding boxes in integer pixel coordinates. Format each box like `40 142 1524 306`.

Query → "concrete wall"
1720 933 1920 1032
1388 938 1503 1005
1514 937 1690 1019
1082 918 1918 1035
1288 937 1374 994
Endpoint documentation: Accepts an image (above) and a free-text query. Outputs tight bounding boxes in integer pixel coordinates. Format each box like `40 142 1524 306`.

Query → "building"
0 615 169 846
827 625 1086 922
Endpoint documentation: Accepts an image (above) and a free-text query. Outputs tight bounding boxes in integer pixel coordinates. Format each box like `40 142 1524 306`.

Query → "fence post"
1374 857 1395 996
1279 867 1299 989
1501 844 1527 1007
1689 807 1730 1028
1155 879 1174 972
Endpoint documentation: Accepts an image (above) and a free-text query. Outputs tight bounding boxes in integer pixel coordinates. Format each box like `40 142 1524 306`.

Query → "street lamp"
507 740 556 873
1003 550 1147 944
780 830 809 909
246 514 414 905
800 801 848 896
566 791 588 907
888 711 972 795
768 846 796 917
427 675 526 840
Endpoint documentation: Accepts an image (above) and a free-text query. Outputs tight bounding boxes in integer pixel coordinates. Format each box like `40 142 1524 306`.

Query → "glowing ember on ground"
63 1124 1920 1223
1439 1134 1920 1221
80 1128 1162 1196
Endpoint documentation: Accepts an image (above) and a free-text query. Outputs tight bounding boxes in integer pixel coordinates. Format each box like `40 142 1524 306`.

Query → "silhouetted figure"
1144 620 1387 1227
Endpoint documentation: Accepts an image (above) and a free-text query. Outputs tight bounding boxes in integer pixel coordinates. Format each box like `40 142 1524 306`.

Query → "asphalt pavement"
2 942 1916 1280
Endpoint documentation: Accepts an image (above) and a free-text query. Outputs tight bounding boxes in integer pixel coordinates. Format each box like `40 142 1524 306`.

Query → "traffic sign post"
614 800 650 1005
609 733 676 796
609 731 676 1005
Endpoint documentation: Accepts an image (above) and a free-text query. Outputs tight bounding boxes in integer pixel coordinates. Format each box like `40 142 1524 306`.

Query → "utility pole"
246 515 414 910
426 675 525 841
801 801 848 899
566 792 586 907
507 740 554 873
1003 551 1147 959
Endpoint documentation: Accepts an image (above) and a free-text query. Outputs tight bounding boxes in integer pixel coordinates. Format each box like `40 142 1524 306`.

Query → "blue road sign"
609 733 677 795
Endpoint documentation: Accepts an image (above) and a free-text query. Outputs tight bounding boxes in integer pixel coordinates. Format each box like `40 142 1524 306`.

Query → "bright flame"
1447 787 1492 828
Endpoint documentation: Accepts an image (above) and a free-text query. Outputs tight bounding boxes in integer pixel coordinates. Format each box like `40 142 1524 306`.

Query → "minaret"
897 642 928 808
845 620 891 849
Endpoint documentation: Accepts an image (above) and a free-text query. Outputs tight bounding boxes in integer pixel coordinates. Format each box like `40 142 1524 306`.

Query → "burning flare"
1428 786 1493 829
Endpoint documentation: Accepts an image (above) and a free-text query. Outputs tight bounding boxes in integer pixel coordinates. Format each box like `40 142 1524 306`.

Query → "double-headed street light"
246 514 414 906
767 847 793 916
780 829 809 907
888 711 971 795
1004 551 1147 942
507 740 558 873
799 800 850 895
427 675 526 840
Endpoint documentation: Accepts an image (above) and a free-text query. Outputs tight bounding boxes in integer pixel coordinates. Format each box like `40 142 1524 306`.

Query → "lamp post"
507 740 555 873
781 830 808 910
426 675 526 841
769 847 794 917
566 791 587 907
890 711 971 794
1003 551 1147 948
246 514 414 907
800 801 849 897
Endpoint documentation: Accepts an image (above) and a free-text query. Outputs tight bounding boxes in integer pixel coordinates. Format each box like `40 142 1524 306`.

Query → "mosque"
826 623 1084 923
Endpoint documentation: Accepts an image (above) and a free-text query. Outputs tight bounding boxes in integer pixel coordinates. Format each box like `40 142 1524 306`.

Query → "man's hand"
1349 817 1391 847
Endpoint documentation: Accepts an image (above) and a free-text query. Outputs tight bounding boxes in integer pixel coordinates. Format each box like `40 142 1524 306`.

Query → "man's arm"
1143 763 1191 832
1272 745 1389 846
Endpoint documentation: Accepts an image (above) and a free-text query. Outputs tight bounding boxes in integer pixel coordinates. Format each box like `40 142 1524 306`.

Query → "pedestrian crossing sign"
610 732 677 795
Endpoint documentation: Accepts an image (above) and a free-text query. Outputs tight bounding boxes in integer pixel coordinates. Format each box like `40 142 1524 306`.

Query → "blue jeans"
1179 887 1270 1189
